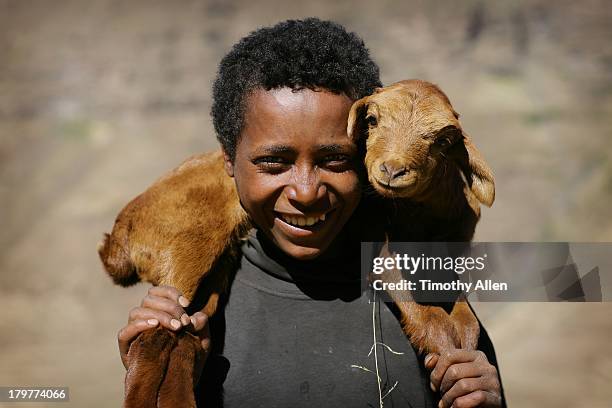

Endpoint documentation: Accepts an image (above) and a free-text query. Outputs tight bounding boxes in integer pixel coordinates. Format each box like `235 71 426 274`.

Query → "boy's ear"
222 150 234 177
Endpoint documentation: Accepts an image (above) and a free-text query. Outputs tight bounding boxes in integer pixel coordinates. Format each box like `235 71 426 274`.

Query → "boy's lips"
278 211 327 227
273 209 336 238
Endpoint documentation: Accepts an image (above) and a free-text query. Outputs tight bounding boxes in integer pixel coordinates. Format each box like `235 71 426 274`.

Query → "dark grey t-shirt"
195 231 502 407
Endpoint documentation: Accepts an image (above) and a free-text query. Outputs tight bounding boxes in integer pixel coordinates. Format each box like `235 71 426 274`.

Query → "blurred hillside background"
1 0 611 406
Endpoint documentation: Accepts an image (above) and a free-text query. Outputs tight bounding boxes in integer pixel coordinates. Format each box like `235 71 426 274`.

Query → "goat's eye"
435 137 452 148
366 115 378 127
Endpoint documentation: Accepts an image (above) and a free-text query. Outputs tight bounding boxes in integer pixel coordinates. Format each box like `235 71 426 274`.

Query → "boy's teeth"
281 213 328 227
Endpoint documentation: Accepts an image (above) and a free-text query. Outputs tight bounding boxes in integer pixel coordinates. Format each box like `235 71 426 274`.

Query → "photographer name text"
371 278 508 292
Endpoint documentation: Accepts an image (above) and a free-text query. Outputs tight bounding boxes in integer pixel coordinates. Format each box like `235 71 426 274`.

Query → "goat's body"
374 165 482 354
98 150 250 315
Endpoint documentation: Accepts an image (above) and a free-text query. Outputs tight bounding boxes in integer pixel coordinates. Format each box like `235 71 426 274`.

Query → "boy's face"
224 87 361 260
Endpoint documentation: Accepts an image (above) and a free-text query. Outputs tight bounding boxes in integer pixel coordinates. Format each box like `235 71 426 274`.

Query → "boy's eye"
324 154 348 162
254 156 285 164
252 156 290 172
321 154 353 171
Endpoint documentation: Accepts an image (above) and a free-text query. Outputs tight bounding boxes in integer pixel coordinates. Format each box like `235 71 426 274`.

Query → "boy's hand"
425 349 502 408
117 285 210 369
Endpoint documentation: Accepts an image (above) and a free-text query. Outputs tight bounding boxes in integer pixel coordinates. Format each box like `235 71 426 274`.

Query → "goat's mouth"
371 180 417 198
370 172 420 198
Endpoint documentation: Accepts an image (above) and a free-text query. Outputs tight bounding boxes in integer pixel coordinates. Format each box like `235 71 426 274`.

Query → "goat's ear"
465 136 495 207
448 132 495 207
347 96 370 142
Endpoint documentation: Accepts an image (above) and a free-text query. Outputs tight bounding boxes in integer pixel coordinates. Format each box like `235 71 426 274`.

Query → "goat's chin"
370 177 420 199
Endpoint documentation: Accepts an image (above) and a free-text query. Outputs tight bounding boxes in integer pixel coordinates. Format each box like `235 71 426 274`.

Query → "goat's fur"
98 151 250 316
98 79 495 406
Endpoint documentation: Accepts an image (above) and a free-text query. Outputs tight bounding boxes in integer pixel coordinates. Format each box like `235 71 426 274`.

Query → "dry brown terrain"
1 0 611 406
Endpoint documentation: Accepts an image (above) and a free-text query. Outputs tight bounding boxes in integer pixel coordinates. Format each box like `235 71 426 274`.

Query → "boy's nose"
285 179 327 208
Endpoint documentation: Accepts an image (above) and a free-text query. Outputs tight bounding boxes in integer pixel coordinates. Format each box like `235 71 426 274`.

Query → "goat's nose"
380 161 407 181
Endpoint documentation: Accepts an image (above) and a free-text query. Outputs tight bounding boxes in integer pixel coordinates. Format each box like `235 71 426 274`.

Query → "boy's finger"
148 285 190 307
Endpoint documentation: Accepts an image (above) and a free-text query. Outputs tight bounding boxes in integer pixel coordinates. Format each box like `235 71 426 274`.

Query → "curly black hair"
211 17 381 160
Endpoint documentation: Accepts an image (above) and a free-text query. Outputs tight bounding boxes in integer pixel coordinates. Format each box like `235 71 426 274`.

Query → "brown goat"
347 79 495 352
98 79 494 406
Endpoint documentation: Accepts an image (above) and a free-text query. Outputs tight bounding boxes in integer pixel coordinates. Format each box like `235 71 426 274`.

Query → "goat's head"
347 79 495 206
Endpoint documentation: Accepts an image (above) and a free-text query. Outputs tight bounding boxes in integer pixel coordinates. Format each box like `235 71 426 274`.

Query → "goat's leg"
449 297 479 350
148 256 229 407
124 327 177 408
157 331 205 408
393 301 461 355
378 262 459 354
